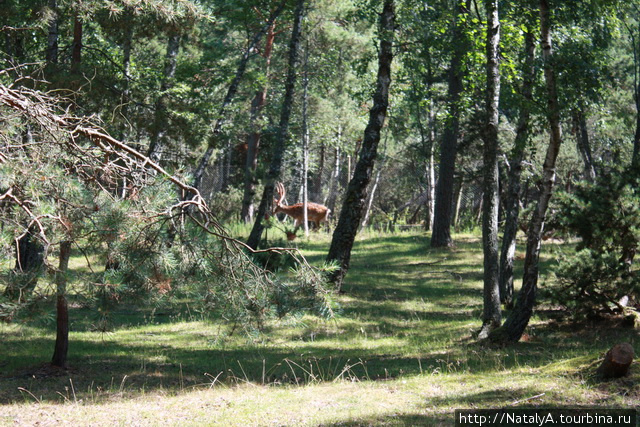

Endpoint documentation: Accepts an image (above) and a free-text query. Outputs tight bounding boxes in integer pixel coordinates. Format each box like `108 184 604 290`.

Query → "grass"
1 230 639 426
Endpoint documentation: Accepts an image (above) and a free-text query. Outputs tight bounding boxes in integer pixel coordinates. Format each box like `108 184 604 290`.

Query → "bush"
549 165 640 317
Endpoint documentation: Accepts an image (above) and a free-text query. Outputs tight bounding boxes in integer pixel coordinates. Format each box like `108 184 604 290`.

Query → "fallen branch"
510 392 545 406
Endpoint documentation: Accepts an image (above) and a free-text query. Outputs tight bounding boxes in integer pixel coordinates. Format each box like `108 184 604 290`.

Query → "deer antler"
274 182 286 207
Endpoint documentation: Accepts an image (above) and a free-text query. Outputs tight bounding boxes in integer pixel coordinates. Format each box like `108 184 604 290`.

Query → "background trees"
3 0 640 350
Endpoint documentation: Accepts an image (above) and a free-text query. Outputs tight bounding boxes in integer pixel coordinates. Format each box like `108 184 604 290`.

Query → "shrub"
549 165 640 317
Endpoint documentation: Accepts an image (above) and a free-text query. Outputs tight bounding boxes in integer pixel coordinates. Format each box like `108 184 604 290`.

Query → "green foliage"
550 165 640 317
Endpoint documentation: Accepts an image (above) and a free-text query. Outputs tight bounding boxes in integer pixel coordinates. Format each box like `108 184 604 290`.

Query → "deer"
272 182 331 232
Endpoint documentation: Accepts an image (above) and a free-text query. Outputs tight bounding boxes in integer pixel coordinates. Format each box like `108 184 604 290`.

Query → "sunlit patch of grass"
1 230 638 425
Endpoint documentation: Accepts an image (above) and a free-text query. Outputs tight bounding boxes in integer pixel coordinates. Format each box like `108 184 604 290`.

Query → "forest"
1 0 640 425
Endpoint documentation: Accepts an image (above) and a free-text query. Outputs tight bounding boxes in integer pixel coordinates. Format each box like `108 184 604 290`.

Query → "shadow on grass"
322 413 452 426
0 233 632 406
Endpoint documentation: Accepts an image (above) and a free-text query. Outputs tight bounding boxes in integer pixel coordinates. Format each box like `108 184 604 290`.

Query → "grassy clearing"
1 230 639 425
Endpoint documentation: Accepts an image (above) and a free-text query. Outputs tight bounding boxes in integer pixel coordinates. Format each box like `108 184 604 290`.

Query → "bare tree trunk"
119 9 134 141
326 0 395 289
431 0 471 248
490 0 563 343
361 163 384 230
192 0 287 192
572 109 596 181
631 20 640 166
312 143 325 202
46 0 59 64
241 21 277 223
301 40 310 236
71 14 82 72
415 96 436 232
499 30 535 307
326 144 341 213
425 102 436 231
51 240 71 368
635 95 640 166
478 0 502 340
247 0 307 250
147 33 180 163
452 179 463 230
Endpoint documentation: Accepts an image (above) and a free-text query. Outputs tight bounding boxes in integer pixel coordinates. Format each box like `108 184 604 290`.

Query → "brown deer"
273 182 330 231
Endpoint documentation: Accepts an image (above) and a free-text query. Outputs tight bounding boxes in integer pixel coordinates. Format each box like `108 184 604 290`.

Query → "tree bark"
452 178 463 230
241 21 277 223
301 40 310 236
325 145 341 213
431 0 471 248
45 0 59 64
120 9 134 140
490 0 563 343
632 20 640 166
192 0 287 192
425 101 436 231
116 11 134 200
51 240 71 368
478 0 502 339
415 97 436 231
499 30 536 308
71 14 82 72
361 159 385 230
247 0 307 250
597 343 634 379
573 109 596 181
326 0 395 289
312 142 326 202
147 33 180 163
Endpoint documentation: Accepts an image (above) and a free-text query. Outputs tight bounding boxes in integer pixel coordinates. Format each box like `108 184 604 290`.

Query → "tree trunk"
361 160 385 230
345 154 352 188
490 0 563 343
115 9 134 198
415 97 436 232
51 240 72 368
632 20 640 167
425 101 436 231
499 30 535 308
119 8 134 142
223 140 232 191
431 0 471 248
241 21 277 223
71 14 82 72
312 143 326 202
301 40 310 236
326 144 341 213
452 179 463 231
192 0 287 193
45 0 59 64
478 0 502 340
247 0 307 250
147 33 180 163
573 109 596 181
326 0 395 289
